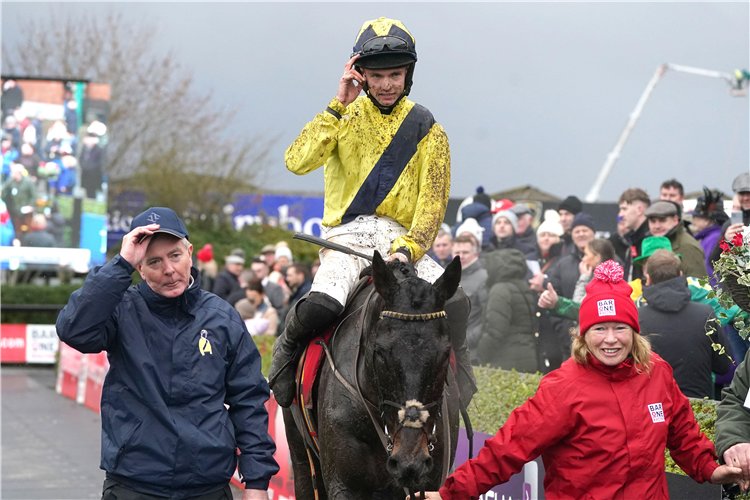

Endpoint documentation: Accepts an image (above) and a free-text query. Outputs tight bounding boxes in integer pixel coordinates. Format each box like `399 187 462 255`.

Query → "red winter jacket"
440 353 718 500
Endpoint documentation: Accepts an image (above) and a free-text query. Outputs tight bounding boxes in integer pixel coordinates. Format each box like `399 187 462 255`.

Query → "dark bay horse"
283 251 463 500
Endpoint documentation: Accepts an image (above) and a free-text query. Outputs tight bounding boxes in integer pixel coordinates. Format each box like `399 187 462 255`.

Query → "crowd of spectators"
194 241 317 337
429 176 750 401
0 80 107 247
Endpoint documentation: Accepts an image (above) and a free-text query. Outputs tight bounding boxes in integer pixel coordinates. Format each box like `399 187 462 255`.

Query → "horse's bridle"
376 308 448 456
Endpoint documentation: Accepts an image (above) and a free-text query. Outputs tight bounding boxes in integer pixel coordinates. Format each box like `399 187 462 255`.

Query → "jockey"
269 17 476 408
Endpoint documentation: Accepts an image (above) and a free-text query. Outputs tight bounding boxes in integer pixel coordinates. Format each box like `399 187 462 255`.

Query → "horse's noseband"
379 310 447 321
381 399 440 455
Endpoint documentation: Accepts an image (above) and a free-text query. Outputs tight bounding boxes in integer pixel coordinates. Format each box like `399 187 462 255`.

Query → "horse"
283 251 463 500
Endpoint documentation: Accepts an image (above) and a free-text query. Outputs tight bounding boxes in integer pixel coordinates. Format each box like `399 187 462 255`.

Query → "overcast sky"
3 2 749 202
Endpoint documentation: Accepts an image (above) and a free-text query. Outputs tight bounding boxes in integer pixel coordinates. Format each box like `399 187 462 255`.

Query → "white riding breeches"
310 215 446 308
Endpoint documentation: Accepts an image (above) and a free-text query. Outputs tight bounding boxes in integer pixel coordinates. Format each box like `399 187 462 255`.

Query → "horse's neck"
355 287 383 400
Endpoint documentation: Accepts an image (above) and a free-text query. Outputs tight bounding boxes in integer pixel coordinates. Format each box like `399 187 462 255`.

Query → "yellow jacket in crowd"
285 95 450 261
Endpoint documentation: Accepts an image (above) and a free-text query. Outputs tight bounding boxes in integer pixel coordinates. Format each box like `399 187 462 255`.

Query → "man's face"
251 262 269 280
648 215 679 237
517 214 532 234
263 252 276 267
137 236 194 299
432 234 452 260
738 192 750 211
617 202 644 231
493 217 514 239
21 143 32 156
362 66 407 107
660 187 684 205
571 226 595 252
226 262 243 276
245 289 263 306
10 169 22 182
286 268 302 288
452 241 478 269
558 210 575 233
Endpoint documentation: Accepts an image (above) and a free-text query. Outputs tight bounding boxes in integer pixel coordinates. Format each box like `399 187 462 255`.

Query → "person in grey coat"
452 235 488 361
477 248 538 372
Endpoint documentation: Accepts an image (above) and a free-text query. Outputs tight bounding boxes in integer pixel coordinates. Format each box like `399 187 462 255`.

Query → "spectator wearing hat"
486 210 537 258
452 234 488 361
2 163 36 234
710 172 750 267
427 260 742 500
212 248 245 301
645 200 705 279
688 187 729 281
454 218 484 252
260 244 277 268
196 243 218 292
617 188 651 282
428 229 454 268
535 210 564 274
56 207 279 498
452 187 493 249
511 203 537 251
556 195 582 249
478 247 538 372
3 115 21 150
639 249 731 400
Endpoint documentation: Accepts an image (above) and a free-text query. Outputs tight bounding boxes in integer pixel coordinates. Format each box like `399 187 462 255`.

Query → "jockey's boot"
444 287 477 406
269 291 344 408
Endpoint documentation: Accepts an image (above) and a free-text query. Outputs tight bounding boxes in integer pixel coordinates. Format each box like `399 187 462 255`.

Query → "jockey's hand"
387 252 409 264
336 55 365 107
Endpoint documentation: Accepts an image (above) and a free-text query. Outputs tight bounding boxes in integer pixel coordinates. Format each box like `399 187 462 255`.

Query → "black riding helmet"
351 18 417 113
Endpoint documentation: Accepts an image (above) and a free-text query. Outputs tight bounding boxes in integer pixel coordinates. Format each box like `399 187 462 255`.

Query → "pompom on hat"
197 244 214 263
578 260 639 335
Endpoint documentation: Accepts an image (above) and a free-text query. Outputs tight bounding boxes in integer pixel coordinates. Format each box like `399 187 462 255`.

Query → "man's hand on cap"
120 224 160 267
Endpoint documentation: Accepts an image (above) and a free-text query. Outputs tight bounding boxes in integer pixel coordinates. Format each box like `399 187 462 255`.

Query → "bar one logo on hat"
147 212 161 224
597 299 616 316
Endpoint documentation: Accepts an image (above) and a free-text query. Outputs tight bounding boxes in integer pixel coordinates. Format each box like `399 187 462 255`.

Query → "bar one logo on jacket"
597 299 616 316
648 403 665 423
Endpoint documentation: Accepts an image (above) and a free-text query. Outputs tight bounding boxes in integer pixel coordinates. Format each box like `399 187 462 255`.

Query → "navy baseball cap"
130 207 189 240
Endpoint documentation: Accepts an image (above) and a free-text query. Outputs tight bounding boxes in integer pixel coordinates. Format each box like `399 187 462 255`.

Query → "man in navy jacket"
57 207 278 500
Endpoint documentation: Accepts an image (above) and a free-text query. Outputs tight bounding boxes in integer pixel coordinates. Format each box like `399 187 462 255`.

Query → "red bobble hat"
578 260 639 335
197 244 214 263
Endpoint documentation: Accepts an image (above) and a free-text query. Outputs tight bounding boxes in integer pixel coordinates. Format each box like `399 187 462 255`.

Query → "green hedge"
2 284 83 324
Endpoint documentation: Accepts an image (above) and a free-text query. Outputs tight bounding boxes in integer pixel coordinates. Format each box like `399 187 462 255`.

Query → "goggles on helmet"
360 35 410 55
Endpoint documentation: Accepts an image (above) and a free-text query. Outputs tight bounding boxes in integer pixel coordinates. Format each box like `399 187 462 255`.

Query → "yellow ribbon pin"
199 329 213 356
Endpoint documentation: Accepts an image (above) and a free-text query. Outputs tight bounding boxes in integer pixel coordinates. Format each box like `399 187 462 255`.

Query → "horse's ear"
372 251 397 300
433 256 462 302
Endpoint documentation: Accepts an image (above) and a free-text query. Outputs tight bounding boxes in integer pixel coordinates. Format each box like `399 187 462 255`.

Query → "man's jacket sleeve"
716 352 750 459
224 314 279 489
285 98 346 175
391 124 450 261
439 374 572 500
665 372 719 482
56 255 134 353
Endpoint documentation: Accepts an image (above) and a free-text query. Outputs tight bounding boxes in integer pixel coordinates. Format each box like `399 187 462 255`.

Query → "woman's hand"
578 259 593 277
710 464 746 490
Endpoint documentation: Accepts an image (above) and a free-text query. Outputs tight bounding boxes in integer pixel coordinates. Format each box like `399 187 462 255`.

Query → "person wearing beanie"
557 195 583 235
486 209 537 259
212 248 246 301
535 210 564 273
452 187 493 249
454 218 485 252
428 261 742 500
196 243 218 292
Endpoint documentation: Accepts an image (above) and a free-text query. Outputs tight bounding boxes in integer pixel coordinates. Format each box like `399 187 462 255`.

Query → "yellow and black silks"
285 96 450 262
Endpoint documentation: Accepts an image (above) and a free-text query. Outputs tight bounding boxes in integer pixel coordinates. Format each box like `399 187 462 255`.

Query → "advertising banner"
1 323 59 363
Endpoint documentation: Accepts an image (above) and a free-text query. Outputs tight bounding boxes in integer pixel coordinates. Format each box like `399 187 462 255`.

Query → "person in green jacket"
477 248 538 372
716 352 750 493
1 162 36 235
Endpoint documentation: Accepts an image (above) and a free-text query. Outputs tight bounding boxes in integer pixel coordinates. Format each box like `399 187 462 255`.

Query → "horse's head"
370 251 461 490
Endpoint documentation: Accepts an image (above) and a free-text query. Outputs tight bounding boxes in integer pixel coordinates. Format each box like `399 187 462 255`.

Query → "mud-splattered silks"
341 104 434 225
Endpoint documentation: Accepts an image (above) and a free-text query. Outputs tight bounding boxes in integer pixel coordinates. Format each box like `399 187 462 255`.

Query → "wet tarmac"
1 366 244 500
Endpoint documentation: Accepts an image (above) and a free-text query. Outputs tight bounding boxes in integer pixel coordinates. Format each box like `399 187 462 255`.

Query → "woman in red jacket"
418 261 743 500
